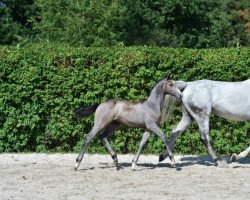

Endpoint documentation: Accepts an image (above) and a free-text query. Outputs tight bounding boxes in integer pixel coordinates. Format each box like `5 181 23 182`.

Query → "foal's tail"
74 103 100 118
161 80 188 123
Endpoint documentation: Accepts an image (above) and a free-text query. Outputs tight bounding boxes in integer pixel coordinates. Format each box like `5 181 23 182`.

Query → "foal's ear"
165 74 172 80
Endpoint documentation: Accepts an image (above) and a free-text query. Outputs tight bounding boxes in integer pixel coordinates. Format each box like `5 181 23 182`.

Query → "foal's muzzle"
175 90 183 100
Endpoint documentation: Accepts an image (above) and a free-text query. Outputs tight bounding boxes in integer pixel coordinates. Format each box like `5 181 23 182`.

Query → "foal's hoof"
74 162 80 170
230 153 238 163
215 159 228 167
131 162 137 171
114 162 119 170
159 154 165 162
113 158 119 170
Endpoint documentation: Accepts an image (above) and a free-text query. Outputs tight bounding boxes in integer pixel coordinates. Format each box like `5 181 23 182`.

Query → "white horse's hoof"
170 162 176 168
131 162 137 171
230 153 238 163
74 162 80 170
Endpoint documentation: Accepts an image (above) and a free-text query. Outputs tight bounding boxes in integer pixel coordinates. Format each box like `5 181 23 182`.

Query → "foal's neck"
146 83 165 114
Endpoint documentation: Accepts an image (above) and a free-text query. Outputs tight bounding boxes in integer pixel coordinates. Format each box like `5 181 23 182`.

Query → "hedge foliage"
0 44 249 155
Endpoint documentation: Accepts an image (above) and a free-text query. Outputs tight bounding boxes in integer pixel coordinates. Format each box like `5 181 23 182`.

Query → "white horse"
230 146 250 162
156 79 250 165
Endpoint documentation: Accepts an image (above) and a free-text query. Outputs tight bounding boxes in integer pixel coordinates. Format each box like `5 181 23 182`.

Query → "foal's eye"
169 83 173 86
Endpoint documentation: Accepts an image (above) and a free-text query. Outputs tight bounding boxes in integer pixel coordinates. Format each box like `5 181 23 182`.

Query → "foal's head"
161 75 182 99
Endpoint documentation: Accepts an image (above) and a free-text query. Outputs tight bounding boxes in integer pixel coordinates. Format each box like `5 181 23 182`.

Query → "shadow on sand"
78 162 174 171
78 156 250 172
178 155 250 168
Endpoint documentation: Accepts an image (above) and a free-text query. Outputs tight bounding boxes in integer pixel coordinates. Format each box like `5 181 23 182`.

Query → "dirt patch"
0 154 249 200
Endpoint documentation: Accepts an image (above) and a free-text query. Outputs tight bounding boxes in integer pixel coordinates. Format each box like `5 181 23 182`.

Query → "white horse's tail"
175 80 188 92
161 81 188 123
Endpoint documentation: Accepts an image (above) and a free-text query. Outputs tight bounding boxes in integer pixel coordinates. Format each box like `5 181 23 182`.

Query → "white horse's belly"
212 96 250 121
213 108 250 121
210 80 250 121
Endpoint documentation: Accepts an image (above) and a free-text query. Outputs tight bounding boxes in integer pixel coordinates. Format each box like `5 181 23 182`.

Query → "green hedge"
0 44 249 155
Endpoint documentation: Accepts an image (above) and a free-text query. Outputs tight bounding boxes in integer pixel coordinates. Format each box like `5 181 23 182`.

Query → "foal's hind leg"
102 138 118 168
131 131 150 171
75 125 102 170
99 122 120 169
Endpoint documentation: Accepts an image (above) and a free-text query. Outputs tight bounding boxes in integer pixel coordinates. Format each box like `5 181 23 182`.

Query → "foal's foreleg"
147 123 175 167
131 131 150 171
159 109 192 162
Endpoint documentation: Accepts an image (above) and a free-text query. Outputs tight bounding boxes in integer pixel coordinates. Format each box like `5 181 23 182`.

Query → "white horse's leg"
196 116 222 165
230 146 250 162
146 123 176 167
184 101 223 165
159 106 192 162
131 131 150 171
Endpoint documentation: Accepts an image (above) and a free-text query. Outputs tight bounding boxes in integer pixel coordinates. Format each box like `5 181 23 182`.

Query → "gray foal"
74 75 182 170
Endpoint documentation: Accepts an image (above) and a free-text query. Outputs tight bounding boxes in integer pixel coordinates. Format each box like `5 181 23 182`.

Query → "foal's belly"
114 103 146 128
116 114 145 127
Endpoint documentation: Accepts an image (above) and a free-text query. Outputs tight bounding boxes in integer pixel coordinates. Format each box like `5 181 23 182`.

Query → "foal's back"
183 80 250 121
95 99 146 128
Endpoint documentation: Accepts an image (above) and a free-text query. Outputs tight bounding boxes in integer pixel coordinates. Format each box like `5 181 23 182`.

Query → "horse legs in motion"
158 103 220 163
230 146 250 162
99 121 121 169
75 116 175 170
74 104 115 170
159 105 193 161
131 131 150 170
100 125 174 171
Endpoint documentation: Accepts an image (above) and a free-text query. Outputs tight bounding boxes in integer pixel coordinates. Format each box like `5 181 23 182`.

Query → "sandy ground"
0 153 249 200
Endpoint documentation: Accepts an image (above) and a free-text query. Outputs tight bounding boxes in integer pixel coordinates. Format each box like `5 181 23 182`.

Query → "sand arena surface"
0 153 249 200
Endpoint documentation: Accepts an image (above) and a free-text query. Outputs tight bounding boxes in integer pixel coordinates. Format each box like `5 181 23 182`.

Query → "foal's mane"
147 74 171 95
